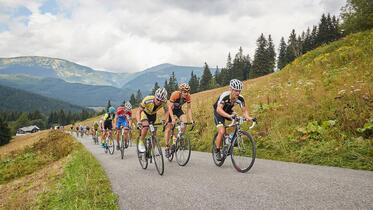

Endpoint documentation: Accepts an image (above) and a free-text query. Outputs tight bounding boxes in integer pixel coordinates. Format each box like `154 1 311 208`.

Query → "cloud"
0 0 346 73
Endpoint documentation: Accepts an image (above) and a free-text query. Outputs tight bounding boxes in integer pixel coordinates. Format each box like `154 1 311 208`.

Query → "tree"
0 117 11 146
151 82 160 95
266 35 276 73
286 29 300 64
15 112 30 129
251 33 268 78
188 71 199 94
135 89 143 105
317 13 329 45
130 93 137 107
199 62 213 91
167 72 178 95
277 37 288 70
341 0 373 34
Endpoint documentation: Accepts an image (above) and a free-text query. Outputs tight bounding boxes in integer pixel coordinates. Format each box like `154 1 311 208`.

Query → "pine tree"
168 72 178 95
277 37 288 70
135 89 143 105
317 14 328 45
164 80 169 94
0 117 11 146
266 35 276 73
341 0 373 34
286 29 298 64
130 94 137 107
243 54 251 80
15 113 30 129
251 33 268 78
199 62 213 91
188 71 199 94
310 25 318 49
151 82 160 95
214 66 220 86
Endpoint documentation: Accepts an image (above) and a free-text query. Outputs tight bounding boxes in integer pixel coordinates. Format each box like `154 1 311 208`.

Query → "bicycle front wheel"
176 136 191 166
231 131 256 173
152 137 164 175
107 136 115 155
137 138 148 169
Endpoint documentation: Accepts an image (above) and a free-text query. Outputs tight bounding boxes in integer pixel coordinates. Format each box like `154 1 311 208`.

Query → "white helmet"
124 101 132 111
229 79 243 91
155 87 168 101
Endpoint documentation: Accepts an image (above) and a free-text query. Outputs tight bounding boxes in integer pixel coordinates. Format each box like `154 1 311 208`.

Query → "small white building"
17 125 40 134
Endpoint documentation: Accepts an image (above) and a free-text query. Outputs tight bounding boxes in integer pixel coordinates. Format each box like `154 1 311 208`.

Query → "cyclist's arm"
168 101 175 122
136 107 144 123
187 102 193 122
241 105 251 120
216 104 232 119
162 104 169 123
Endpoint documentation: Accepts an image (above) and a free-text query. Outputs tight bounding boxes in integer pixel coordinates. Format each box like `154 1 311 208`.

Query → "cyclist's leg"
139 112 150 144
179 113 187 133
214 111 226 150
115 120 122 149
164 114 173 148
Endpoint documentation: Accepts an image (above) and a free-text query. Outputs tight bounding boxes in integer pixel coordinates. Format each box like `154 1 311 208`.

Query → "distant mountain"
0 56 129 87
121 63 203 92
0 57 204 93
0 74 134 107
0 84 87 113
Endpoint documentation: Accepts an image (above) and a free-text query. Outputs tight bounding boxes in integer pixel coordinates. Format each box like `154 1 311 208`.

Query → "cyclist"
136 88 169 152
213 79 256 161
115 102 133 150
93 121 99 137
102 106 116 147
164 83 194 158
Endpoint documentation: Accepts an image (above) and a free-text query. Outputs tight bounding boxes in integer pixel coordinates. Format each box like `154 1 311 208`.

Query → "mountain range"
0 56 204 107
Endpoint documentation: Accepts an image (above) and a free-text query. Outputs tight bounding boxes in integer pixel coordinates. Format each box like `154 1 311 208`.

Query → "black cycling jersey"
213 91 245 114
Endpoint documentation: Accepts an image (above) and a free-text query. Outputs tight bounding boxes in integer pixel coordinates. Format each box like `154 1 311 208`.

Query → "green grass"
37 142 119 210
0 131 76 184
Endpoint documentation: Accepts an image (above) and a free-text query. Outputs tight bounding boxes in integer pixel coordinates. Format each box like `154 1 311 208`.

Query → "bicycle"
166 121 195 166
212 116 257 173
119 126 131 160
136 122 164 176
104 130 115 155
92 129 99 145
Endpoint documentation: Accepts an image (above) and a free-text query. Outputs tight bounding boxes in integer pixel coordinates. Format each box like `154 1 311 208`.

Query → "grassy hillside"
185 30 373 170
0 130 118 209
0 84 87 113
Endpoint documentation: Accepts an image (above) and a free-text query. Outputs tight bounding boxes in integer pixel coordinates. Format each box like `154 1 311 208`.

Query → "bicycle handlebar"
226 116 257 129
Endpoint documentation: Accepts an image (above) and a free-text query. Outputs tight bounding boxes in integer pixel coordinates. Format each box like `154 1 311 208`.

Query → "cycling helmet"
155 87 168 101
124 101 132 111
108 106 115 113
179 83 190 92
229 79 243 91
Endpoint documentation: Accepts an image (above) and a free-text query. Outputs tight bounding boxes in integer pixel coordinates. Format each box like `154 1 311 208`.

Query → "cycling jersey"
140 95 167 115
213 91 245 114
116 106 132 121
169 91 191 110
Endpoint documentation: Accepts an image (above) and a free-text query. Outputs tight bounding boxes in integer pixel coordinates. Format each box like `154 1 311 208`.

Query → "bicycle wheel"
107 136 115 155
231 131 256 173
152 137 164 175
120 140 124 159
176 135 191 166
137 138 148 169
212 133 226 167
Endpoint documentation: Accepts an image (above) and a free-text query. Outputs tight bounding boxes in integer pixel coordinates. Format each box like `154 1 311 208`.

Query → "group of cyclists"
75 78 257 172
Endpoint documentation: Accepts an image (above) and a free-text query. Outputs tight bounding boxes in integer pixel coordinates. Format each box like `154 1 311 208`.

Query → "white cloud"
0 0 346 72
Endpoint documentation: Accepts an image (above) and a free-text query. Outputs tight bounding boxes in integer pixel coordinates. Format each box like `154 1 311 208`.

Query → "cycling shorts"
168 109 185 122
116 117 129 129
104 120 113 130
213 110 231 127
140 112 157 124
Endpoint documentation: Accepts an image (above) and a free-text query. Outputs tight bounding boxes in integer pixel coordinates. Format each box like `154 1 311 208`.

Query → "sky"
0 0 346 73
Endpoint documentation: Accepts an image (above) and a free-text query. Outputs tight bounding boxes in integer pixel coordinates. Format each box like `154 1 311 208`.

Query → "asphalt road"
76 134 373 210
